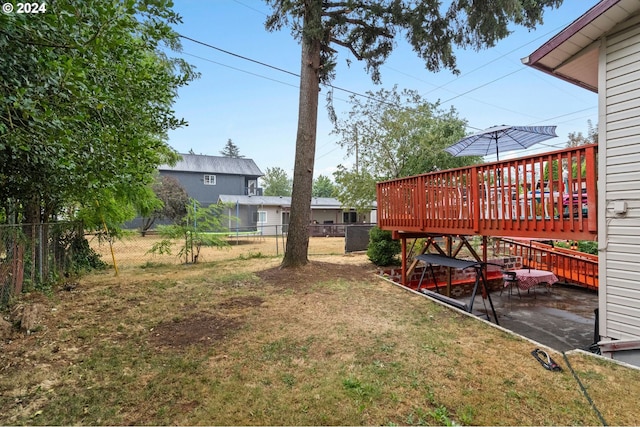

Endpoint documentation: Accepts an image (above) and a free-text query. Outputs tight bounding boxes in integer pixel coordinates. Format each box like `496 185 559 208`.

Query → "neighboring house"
159 153 264 207
126 153 263 231
523 0 640 364
218 195 376 235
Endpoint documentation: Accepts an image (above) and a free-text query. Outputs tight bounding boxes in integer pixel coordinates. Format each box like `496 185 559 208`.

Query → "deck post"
481 236 488 298
446 235 452 296
401 235 407 286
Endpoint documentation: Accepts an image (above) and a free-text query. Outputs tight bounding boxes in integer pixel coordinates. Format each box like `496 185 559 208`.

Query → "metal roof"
522 0 640 92
160 153 263 176
218 195 292 207
218 195 377 209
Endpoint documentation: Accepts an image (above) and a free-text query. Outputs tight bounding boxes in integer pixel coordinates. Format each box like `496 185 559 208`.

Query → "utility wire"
440 68 523 104
176 32 596 142
180 51 299 89
179 34 298 78
179 34 396 107
227 0 597 134
562 352 608 426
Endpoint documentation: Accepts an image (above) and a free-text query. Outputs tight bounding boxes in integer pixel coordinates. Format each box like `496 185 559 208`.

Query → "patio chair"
500 270 521 298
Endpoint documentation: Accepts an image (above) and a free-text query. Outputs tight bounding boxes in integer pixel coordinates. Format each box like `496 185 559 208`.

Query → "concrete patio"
462 282 599 353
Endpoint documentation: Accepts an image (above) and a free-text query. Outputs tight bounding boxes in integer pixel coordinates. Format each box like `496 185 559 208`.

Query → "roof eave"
520 57 599 93
522 0 629 92
525 0 621 65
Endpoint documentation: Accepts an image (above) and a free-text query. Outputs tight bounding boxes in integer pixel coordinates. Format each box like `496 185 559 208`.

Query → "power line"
440 68 523 104
231 0 268 16
179 34 397 107
180 51 299 89
176 32 596 148
179 34 299 78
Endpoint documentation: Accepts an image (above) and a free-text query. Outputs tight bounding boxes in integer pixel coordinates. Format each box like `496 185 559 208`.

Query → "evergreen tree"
265 0 563 267
220 139 244 158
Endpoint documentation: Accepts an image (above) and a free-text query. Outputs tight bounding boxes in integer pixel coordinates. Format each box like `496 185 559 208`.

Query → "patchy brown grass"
1 248 639 425
89 234 347 267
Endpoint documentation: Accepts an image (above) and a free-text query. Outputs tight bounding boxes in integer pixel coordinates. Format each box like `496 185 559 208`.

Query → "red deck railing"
376 145 598 241
497 238 598 290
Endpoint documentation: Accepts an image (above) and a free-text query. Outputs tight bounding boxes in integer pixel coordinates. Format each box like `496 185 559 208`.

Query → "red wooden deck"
376 145 598 290
496 238 598 290
377 145 597 241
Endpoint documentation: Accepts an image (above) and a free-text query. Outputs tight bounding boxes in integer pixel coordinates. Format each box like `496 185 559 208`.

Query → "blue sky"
166 0 600 179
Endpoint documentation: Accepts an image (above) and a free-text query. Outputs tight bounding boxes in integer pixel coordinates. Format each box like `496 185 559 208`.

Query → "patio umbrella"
445 125 558 161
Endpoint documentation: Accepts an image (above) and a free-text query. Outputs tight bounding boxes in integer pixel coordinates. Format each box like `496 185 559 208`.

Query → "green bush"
367 226 400 266
554 240 598 256
70 235 107 272
577 240 598 255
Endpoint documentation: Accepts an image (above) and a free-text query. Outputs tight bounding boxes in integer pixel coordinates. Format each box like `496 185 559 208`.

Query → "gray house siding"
223 202 260 232
158 154 263 208
125 154 263 230
160 170 256 207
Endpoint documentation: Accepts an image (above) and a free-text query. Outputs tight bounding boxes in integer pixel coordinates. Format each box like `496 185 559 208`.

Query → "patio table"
513 268 558 291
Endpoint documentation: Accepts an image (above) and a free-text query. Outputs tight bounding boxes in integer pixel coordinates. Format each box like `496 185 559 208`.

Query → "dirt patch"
256 260 377 291
136 260 381 354
149 314 243 349
150 296 265 349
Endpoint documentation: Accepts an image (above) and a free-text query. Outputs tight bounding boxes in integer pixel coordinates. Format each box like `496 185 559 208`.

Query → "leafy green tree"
0 0 196 227
220 139 244 158
312 175 336 197
261 167 292 196
333 87 479 211
148 199 233 264
565 120 596 182
265 0 562 267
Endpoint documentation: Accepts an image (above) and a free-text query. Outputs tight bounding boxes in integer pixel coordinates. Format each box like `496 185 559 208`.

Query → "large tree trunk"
281 1 322 268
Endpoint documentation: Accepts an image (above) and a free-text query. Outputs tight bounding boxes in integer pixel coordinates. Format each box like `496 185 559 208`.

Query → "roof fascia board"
526 0 620 65
522 40 601 92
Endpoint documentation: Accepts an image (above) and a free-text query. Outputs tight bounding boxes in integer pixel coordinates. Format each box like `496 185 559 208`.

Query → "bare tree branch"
329 37 362 60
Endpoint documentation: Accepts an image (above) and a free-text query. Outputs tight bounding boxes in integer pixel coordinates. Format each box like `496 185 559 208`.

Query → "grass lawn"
1 246 638 425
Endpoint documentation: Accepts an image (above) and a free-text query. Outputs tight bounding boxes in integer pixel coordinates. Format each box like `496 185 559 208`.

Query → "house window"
204 174 216 185
343 211 357 223
253 211 267 223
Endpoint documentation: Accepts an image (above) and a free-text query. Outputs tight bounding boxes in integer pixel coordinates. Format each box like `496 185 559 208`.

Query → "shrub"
554 240 598 256
367 226 400 266
577 240 598 255
70 235 107 272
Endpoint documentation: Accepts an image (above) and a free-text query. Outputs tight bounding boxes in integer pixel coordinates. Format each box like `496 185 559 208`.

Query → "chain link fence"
0 222 87 307
90 224 376 268
0 222 376 304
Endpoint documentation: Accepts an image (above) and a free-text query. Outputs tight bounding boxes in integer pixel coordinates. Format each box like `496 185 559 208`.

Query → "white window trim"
257 210 267 223
204 174 216 185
